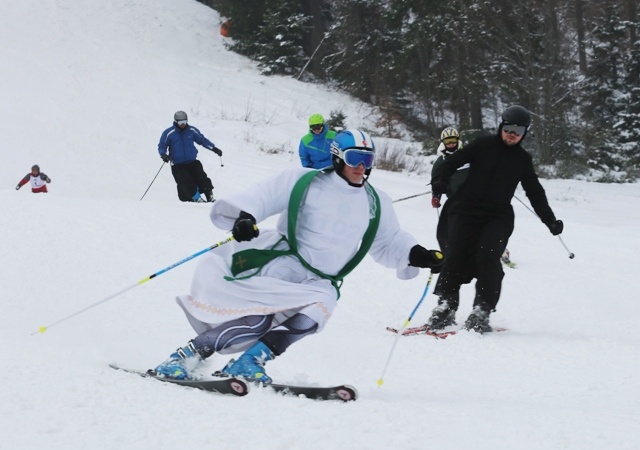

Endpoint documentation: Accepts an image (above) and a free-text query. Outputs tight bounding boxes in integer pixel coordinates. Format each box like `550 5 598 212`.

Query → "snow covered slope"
1 1 639 449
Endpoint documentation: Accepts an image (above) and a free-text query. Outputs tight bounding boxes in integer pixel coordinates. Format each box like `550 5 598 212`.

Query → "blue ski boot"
154 342 202 380
191 189 205 203
221 341 274 384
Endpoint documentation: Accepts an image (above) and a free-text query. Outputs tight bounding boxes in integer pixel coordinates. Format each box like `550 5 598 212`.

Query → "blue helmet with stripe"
330 129 376 186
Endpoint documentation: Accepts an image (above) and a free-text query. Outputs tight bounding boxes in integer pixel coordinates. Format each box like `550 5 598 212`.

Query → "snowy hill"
1 1 639 449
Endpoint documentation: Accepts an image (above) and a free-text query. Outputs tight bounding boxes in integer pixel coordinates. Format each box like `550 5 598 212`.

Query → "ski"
386 325 508 339
422 327 508 339
111 364 356 401
385 324 430 336
501 249 516 268
211 370 357 402
259 382 358 402
109 364 249 396
501 252 517 268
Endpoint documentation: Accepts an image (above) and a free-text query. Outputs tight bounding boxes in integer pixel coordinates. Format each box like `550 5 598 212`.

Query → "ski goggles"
442 137 458 145
176 120 188 126
341 148 375 169
310 124 324 131
502 123 527 136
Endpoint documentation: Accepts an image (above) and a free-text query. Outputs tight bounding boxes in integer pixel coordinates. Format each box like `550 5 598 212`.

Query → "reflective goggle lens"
343 149 375 169
442 137 458 145
177 120 188 125
502 123 527 136
310 124 324 131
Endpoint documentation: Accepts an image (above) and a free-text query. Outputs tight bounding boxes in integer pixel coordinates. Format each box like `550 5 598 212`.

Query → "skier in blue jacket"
158 111 223 202
298 113 336 169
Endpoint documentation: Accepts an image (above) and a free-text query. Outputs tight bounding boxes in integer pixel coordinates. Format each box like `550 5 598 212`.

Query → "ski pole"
219 156 224 167
377 272 434 386
513 194 575 259
513 194 536 216
558 235 575 259
392 191 430 203
33 236 235 335
140 162 166 201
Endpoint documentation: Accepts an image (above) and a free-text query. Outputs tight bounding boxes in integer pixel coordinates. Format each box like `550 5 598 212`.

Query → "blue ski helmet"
330 129 375 186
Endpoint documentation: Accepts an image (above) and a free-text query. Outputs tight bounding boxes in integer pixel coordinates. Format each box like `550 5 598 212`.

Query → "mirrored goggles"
310 124 324 131
442 137 458 145
342 148 375 169
502 123 527 136
177 120 188 126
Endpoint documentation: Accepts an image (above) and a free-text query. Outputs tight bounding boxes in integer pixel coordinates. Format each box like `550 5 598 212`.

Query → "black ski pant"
171 160 213 202
435 211 513 311
433 201 474 301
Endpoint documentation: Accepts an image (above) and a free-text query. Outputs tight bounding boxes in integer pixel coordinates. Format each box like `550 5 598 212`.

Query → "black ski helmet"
174 111 188 122
31 164 40 172
501 105 531 127
499 105 531 141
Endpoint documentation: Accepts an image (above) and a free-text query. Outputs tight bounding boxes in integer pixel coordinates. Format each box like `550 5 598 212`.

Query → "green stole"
226 170 381 297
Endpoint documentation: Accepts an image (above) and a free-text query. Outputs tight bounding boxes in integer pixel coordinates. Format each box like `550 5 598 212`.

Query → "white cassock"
176 168 419 353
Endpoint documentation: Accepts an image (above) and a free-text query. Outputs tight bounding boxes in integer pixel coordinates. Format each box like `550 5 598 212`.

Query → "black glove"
547 219 563 236
232 212 259 242
161 154 170 163
431 178 447 197
409 245 445 273
40 174 51 182
15 185 21 190
212 146 223 157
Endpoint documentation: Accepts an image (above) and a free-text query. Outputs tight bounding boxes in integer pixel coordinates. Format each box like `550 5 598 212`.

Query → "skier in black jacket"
427 105 564 332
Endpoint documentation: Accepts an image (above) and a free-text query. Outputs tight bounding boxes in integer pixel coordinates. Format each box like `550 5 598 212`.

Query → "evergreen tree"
254 1 309 75
617 20 640 170
211 0 308 76
324 0 405 136
199 0 638 180
582 5 627 174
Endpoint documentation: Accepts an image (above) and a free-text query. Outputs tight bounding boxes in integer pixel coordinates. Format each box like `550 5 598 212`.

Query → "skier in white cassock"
153 129 445 383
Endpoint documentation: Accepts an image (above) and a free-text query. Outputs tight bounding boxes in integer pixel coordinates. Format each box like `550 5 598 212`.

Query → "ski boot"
153 341 202 380
204 189 215 203
191 189 206 203
221 341 274 384
427 300 457 331
463 306 493 333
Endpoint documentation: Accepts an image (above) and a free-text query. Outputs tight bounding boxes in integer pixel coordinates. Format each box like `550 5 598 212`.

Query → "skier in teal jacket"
298 113 336 169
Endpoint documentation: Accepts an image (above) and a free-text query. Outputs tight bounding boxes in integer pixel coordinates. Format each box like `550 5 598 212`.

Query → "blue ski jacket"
298 128 337 169
158 124 216 165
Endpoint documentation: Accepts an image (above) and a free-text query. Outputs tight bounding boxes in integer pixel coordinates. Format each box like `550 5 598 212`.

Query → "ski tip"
31 325 47 336
337 385 358 401
376 378 384 387
228 379 250 396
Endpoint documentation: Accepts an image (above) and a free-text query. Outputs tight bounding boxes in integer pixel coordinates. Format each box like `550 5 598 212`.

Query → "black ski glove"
547 219 564 236
232 211 259 242
15 185 21 190
409 245 445 273
161 154 170 163
212 146 223 157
